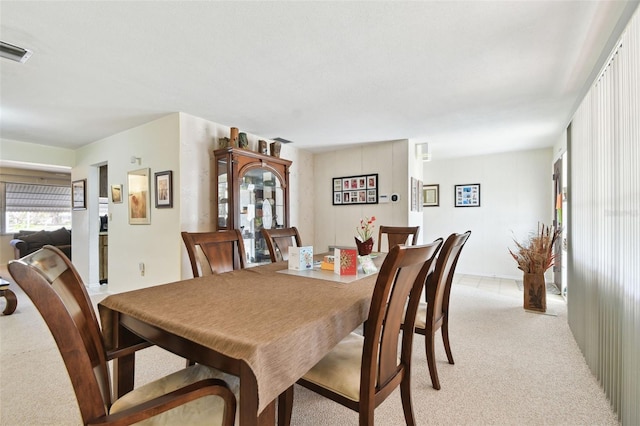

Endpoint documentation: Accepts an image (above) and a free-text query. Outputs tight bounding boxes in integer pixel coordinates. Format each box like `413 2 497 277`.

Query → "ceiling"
1 1 637 161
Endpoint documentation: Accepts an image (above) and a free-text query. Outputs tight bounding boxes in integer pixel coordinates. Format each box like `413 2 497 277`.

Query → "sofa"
10 227 72 260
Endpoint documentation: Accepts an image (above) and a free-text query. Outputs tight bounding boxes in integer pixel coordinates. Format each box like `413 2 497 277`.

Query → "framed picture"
423 184 439 207
332 173 378 205
154 170 173 208
128 168 151 224
455 183 481 207
111 184 123 203
72 179 86 210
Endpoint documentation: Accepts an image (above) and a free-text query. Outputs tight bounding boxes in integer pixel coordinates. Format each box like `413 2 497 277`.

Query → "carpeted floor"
0 272 618 425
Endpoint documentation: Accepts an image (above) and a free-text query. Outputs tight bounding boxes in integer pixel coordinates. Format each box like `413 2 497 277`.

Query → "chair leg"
442 318 455 365
426 331 441 390
277 385 294 426
400 373 417 426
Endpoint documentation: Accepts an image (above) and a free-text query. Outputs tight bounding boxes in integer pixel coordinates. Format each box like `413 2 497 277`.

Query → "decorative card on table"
358 255 377 274
321 255 335 270
288 246 314 270
334 248 357 276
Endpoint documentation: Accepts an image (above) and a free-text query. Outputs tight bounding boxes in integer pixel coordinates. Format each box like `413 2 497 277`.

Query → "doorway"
99 164 108 284
553 152 567 300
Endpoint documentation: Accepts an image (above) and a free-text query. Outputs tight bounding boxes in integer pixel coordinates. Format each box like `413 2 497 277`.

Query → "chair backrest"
361 239 442 401
261 227 302 262
377 226 420 252
425 231 471 327
8 245 112 423
181 230 246 277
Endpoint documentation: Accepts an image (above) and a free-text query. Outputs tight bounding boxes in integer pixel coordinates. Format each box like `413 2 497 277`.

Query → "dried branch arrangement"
509 223 561 274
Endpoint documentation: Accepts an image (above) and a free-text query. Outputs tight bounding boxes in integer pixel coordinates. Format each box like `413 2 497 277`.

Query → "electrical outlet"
139 262 145 276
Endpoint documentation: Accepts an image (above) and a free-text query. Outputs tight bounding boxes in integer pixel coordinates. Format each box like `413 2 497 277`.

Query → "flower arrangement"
356 216 376 242
509 223 561 274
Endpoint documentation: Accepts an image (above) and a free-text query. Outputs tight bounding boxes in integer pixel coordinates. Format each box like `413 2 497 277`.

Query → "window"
3 182 72 234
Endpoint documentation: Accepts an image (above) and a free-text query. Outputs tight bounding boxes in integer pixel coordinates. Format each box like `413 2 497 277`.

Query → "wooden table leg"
240 362 276 426
112 314 137 398
1 289 17 315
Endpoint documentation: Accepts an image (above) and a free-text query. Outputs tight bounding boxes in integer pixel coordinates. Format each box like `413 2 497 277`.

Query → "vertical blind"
569 8 639 425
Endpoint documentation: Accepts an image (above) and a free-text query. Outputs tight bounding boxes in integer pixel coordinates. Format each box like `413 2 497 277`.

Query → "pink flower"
356 216 376 241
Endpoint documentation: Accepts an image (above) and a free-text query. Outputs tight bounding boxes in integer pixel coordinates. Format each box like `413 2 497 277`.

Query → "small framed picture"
154 170 173 208
128 168 151 224
72 179 86 210
455 183 481 207
111 184 123 203
423 184 439 207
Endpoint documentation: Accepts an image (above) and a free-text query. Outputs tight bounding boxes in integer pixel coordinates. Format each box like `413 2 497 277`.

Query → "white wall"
422 148 554 279
75 114 182 291
313 140 419 252
0 138 75 168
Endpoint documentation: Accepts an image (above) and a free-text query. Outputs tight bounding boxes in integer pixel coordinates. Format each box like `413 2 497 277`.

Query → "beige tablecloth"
99 258 383 412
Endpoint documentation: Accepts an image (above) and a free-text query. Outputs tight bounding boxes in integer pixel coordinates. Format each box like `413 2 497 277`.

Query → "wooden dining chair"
377 225 420 252
279 239 443 426
181 229 246 277
414 230 471 390
8 245 236 426
261 227 302 262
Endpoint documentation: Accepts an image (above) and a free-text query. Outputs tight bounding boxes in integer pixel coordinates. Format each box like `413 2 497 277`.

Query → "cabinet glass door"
239 168 284 265
217 157 229 229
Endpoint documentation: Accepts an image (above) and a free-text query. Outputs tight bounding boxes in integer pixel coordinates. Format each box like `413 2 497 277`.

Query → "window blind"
569 8 639 425
5 183 71 212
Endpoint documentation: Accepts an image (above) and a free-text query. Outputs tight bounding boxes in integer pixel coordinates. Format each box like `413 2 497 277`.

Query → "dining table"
98 253 385 426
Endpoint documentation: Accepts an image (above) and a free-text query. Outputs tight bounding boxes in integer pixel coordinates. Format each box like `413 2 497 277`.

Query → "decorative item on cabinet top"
230 127 239 146
238 132 248 149
218 137 231 149
270 141 281 158
258 140 268 155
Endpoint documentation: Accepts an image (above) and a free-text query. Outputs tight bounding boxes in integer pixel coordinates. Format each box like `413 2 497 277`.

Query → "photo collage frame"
332 173 378 205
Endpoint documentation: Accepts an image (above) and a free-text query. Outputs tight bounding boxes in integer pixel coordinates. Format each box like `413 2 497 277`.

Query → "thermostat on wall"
391 193 400 203
379 194 389 203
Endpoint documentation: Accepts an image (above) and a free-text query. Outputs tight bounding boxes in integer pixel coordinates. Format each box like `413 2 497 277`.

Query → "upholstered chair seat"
110 364 239 425
300 333 364 401
414 303 428 329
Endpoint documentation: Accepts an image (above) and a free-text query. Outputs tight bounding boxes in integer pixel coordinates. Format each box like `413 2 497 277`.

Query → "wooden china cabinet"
214 147 292 266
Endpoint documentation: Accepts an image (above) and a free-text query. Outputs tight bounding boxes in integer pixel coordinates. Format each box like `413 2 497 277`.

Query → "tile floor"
453 273 565 303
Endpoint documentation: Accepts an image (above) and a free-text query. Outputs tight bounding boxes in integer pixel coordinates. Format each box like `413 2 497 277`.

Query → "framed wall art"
454 183 481 207
128 168 151 224
111 184 123 203
154 170 173 208
332 173 378 205
423 184 439 207
72 179 86 210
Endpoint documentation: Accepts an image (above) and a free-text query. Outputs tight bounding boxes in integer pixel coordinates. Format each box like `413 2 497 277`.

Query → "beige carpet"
0 271 618 425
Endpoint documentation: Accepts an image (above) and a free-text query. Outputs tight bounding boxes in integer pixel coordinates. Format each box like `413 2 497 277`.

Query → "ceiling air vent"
0 41 33 63
272 137 292 144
